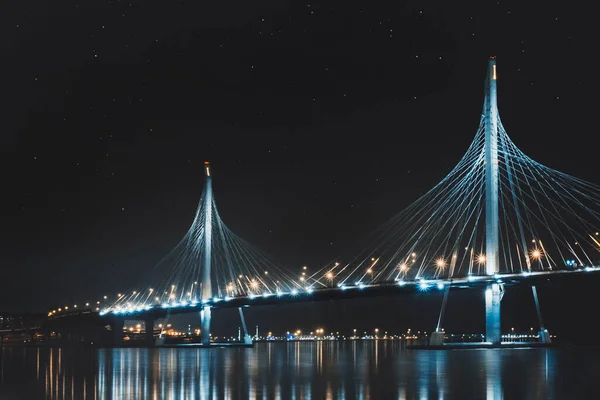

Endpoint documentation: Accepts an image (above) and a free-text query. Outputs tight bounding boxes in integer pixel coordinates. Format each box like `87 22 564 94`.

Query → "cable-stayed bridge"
47 58 600 346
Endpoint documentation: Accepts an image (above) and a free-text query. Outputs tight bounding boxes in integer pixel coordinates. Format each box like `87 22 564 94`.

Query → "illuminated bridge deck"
50 266 600 320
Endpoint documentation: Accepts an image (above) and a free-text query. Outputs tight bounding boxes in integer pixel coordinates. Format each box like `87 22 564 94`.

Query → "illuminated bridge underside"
90 267 599 319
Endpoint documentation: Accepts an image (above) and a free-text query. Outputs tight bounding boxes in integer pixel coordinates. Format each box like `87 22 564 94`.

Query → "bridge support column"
532 286 551 344
200 306 211 346
143 317 155 346
485 283 502 345
111 319 124 346
238 307 252 344
430 286 451 346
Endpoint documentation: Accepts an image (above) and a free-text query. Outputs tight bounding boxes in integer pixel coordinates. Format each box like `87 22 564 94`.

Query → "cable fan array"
308 111 600 288
107 183 317 312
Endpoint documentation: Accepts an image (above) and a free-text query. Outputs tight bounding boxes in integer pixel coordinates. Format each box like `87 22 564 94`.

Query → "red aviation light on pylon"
204 161 211 177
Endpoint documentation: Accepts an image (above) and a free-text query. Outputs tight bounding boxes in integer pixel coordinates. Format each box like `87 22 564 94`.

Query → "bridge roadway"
50 266 600 321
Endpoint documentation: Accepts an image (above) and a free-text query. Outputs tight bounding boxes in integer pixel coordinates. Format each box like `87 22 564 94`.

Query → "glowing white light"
419 281 429 291
326 272 334 280
437 282 444 290
398 280 406 286
291 289 299 295
477 254 486 264
306 287 314 294
435 258 446 268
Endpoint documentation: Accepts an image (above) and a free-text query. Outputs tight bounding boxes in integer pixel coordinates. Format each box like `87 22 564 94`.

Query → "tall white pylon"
200 161 213 346
484 57 502 345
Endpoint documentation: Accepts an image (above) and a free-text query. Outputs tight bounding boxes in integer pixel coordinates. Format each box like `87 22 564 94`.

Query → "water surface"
1 341 599 399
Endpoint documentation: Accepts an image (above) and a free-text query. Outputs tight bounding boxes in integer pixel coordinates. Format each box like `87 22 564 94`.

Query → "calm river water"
1 341 599 399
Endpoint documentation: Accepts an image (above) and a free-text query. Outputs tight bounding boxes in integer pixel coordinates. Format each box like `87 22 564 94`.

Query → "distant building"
0 314 10 330
0 312 44 331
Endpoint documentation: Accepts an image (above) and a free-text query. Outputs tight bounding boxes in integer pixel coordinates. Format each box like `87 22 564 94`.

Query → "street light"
435 258 446 269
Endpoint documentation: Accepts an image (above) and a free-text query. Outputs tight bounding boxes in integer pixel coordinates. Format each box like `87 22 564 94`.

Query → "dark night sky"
1 1 598 336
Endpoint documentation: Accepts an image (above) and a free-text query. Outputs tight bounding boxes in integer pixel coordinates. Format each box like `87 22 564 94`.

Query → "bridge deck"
48 266 600 320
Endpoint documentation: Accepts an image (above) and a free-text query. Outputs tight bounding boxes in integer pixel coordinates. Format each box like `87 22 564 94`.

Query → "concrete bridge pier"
532 286 551 344
143 317 155 346
200 306 211 346
111 319 125 346
485 283 503 345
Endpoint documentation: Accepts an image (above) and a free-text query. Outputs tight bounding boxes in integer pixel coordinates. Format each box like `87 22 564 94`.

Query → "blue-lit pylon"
200 162 213 345
484 57 502 345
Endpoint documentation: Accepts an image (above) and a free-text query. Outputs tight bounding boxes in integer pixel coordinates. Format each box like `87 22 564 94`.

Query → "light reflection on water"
1 341 600 399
